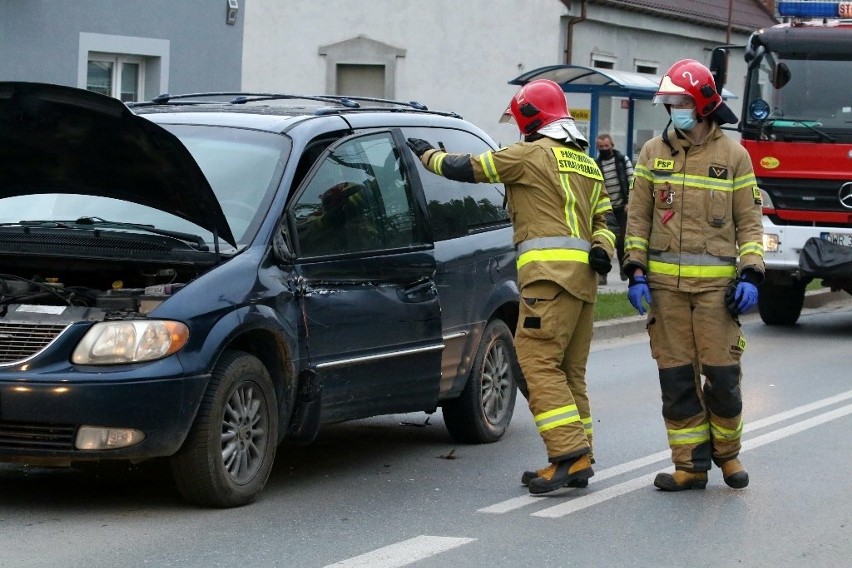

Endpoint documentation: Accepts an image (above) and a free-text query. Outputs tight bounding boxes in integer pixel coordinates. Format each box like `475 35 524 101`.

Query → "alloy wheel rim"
481 339 512 424
221 381 268 484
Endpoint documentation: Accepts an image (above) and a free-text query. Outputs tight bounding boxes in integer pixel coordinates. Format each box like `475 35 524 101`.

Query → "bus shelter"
508 64 736 159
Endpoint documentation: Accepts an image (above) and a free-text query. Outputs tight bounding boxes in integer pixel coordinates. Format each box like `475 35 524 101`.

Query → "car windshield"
0 124 289 248
746 54 852 128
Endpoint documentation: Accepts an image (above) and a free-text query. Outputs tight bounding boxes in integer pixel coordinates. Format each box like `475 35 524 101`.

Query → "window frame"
287 130 428 259
77 33 170 101
87 53 145 102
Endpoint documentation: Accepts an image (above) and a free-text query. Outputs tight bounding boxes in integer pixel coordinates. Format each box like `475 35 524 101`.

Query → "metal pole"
727 0 733 44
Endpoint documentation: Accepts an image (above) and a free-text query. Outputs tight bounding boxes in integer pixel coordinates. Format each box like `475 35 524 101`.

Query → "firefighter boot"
528 455 594 495
520 466 589 488
654 470 708 491
720 458 749 489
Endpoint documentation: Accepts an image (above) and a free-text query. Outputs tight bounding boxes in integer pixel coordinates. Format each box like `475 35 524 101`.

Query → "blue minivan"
0 82 521 507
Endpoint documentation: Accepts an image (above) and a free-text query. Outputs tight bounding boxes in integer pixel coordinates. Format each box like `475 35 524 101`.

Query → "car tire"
758 280 805 325
442 319 519 444
170 350 278 508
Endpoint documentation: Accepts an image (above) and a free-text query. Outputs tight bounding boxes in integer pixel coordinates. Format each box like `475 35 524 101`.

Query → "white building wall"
242 0 568 146
242 0 754 147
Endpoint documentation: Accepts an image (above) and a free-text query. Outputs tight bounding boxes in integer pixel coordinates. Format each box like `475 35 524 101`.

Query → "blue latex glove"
627 274 651 315
734 280 759 314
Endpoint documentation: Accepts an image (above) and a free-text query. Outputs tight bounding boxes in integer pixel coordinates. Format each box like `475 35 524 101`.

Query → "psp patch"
653 158 675 171
709 165 729 179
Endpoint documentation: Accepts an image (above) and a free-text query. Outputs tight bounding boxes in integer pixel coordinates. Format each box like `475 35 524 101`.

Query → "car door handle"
400 279 436 302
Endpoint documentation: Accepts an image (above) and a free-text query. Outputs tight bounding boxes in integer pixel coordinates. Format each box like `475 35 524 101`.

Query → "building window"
78 33 170 102
87 55 144 102
318 36 405 99
591 53 616 70
336 64 385 98
635 60 658 75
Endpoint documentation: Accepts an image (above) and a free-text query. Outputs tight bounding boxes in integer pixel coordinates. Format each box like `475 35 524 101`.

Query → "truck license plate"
820 232 852 247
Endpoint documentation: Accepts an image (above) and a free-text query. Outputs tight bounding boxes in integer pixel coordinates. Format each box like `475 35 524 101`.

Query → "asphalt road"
1 296 851 568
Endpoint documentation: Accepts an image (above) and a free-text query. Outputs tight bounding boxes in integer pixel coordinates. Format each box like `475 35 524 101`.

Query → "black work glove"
588 246 612 276
406 137 435 158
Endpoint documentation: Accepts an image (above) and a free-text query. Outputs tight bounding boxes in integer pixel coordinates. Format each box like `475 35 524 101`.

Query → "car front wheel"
170 350 278 507
442 319 519 443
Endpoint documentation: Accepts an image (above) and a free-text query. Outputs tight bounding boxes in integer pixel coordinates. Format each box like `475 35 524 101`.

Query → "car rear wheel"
758 280 805 325
442 319 519 443
170 350 278 507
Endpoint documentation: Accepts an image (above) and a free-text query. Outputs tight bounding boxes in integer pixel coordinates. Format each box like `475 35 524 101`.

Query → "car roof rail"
129 92 461 118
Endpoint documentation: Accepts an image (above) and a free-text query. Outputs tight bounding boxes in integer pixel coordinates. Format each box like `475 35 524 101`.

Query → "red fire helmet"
500 79 572 135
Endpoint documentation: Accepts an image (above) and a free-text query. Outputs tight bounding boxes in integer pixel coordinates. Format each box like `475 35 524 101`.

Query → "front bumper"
762 217 852 273
0 373 209 465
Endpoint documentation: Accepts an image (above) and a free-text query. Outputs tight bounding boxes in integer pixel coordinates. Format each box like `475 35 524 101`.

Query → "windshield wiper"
765 118 835 142
10 217 210 251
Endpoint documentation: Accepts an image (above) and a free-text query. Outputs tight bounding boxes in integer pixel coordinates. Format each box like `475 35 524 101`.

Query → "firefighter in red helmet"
623 59 764 491
406 79 615 493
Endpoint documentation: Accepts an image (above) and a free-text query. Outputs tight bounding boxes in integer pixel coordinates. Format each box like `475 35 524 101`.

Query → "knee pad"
659 363 702 420
703 364 742 418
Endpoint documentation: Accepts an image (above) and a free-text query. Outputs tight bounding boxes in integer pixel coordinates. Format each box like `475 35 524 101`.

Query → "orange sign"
760 156 780 169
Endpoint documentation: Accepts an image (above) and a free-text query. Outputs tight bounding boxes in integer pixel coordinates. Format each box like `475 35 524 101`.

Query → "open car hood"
0 82 236 246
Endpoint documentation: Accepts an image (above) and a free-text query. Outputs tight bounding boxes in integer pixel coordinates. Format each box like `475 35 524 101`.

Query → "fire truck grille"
760 177 852 217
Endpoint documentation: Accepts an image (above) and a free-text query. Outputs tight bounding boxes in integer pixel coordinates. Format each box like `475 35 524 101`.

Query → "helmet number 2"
681 71 698 86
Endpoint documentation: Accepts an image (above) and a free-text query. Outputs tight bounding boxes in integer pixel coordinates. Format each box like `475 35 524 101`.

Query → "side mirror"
771 62 791 89
273 224 295 262
709 47 728 93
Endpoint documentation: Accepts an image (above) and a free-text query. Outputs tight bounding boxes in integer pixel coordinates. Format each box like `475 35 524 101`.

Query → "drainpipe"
561 0 587 64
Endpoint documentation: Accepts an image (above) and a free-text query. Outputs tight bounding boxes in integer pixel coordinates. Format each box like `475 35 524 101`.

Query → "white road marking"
479 388 852 514
327 393 852 565
323 535 476 568
533 402 852 518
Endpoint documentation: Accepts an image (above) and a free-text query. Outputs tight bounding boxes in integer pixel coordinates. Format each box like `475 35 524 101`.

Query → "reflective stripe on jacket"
420 138 615 303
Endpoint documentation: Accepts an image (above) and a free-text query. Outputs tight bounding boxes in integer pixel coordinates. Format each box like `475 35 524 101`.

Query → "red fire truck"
713 0 852 325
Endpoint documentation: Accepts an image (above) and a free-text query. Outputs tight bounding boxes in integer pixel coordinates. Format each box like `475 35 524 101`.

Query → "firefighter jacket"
623 124 765 292
418 137 615 303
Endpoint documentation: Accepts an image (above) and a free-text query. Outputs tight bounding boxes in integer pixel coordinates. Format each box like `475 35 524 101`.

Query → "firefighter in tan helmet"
623 59 765 491
406 79 615 493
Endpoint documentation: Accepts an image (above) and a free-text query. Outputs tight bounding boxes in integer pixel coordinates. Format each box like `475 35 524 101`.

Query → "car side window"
406 127 509 241
292 132 426 257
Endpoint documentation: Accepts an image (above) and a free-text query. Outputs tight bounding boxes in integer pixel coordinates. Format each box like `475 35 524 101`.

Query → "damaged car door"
286 131 443 425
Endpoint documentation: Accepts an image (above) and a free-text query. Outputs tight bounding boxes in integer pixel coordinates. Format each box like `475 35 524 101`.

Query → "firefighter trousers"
647 288 745 472
515 280 593 463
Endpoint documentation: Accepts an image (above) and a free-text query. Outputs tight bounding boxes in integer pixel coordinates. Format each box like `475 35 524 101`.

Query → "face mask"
598 149 614 159
671 108 697 131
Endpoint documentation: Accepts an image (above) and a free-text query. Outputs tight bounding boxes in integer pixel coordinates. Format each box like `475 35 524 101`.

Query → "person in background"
623 59 764 492
595 133 634 284
406 79 615 494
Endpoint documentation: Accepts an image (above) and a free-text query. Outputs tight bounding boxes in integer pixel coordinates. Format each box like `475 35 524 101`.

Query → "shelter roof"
509 64 737 99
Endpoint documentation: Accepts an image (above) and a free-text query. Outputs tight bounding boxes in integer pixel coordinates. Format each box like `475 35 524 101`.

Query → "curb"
592 288 849 342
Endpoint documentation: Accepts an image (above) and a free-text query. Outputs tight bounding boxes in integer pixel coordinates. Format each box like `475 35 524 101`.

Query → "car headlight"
72 320 189 365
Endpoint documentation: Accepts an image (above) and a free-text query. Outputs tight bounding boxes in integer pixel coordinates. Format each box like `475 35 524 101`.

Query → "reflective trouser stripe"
667 423 711 445
710 418 743 441
517 236 591 255
535 405 581 433
517 248 590 270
